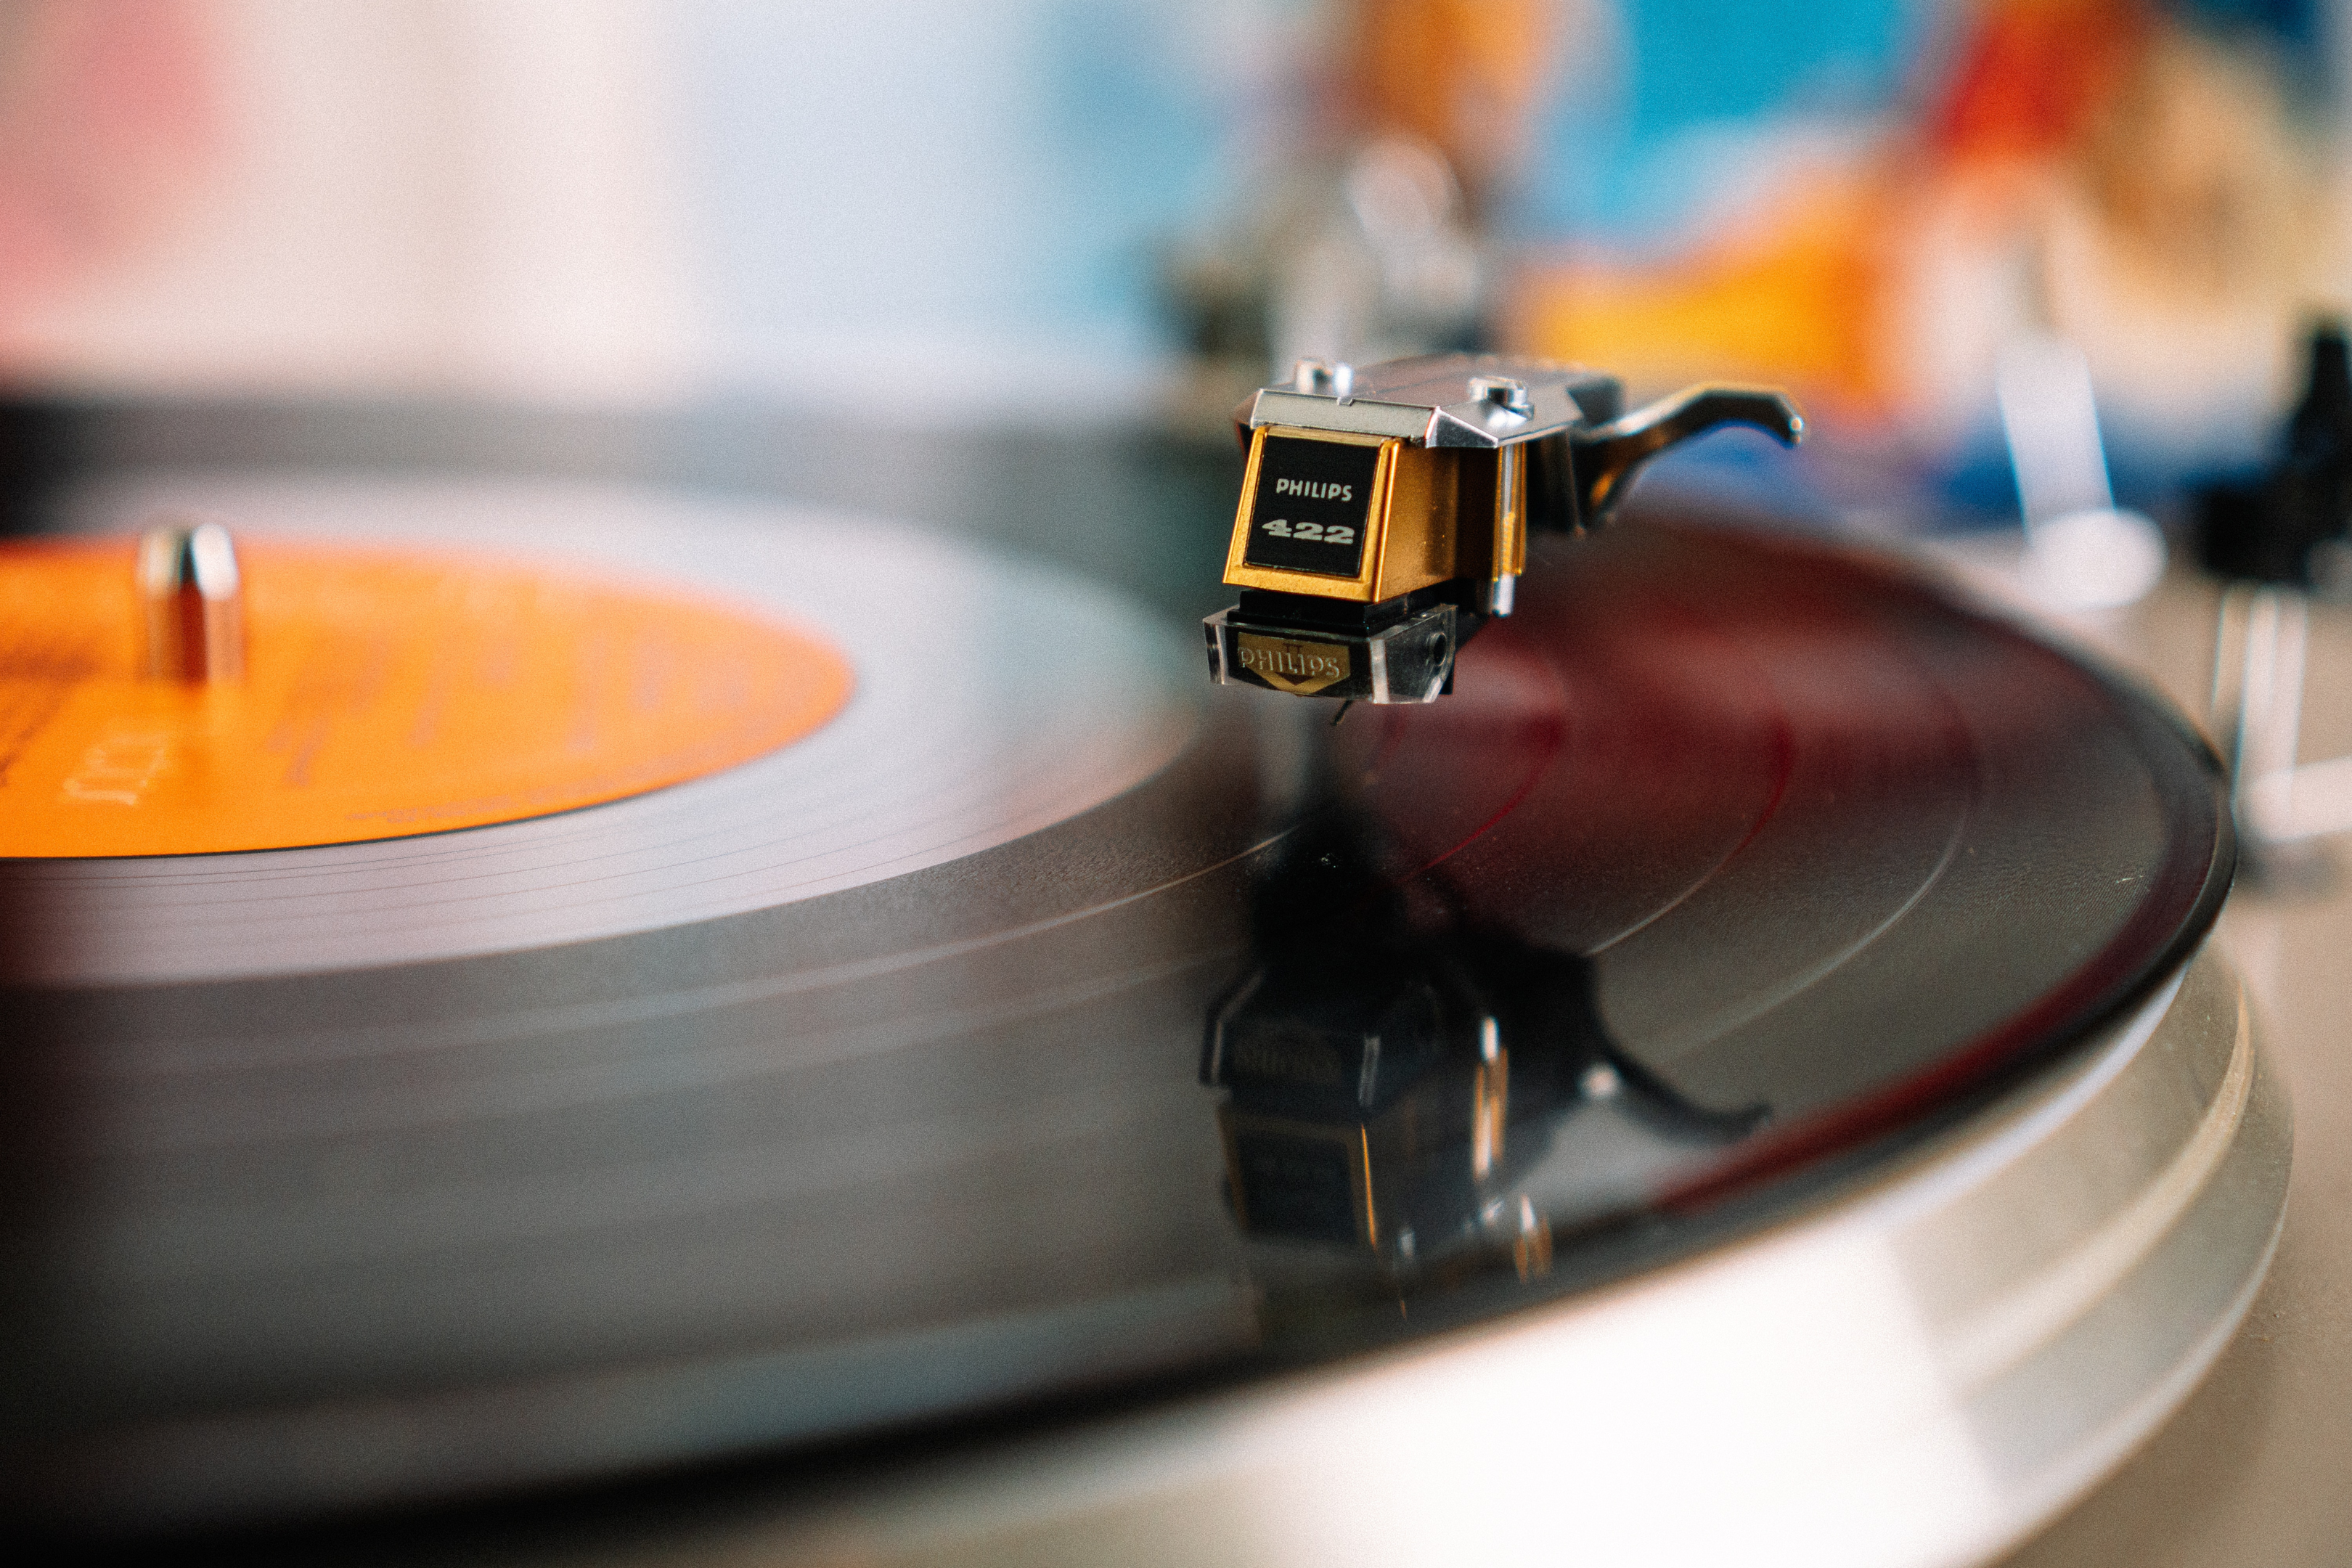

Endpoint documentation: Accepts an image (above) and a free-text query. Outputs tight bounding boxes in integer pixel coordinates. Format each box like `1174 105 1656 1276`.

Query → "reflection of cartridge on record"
1201 815 1763 1294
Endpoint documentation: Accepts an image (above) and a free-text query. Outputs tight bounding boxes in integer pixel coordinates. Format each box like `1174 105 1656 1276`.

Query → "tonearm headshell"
1204 354 1802 703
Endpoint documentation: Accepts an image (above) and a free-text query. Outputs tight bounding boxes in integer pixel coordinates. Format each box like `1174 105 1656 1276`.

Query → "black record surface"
0 513 2230 1537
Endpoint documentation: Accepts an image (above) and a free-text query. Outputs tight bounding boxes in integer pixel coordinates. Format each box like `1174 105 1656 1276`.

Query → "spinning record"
0 481 2274 1564
2 481 1203 983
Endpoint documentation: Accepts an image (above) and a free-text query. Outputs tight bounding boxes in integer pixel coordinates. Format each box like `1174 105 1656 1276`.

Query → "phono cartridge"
1205 354 1802 702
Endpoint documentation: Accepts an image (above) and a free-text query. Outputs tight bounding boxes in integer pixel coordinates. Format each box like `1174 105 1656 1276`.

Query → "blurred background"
2 0 2347 541
0 0 2343 576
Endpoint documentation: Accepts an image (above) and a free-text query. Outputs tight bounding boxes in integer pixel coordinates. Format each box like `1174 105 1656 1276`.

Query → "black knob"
2196 320 2352 587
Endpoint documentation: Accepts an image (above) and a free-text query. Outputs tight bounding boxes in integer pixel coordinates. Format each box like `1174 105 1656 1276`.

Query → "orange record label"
0 539 855 857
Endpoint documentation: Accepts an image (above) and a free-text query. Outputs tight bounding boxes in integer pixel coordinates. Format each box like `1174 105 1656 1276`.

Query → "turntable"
0 397 2289 1566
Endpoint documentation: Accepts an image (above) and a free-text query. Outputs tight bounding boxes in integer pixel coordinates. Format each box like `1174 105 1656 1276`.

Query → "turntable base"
1988 568 2352 1568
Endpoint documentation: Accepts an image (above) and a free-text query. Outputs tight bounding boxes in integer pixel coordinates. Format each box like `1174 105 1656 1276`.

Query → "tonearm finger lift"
1205 355 1804 702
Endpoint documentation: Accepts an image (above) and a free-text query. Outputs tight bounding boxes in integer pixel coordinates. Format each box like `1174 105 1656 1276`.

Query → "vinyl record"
0 482 2277 1564
4 481 1203 983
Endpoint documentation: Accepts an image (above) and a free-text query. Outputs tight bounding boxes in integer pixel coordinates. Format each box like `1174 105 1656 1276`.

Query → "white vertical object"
1997 333 2167 611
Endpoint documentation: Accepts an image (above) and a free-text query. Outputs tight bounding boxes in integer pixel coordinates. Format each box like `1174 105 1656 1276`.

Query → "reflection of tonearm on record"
1201 816 1764 1299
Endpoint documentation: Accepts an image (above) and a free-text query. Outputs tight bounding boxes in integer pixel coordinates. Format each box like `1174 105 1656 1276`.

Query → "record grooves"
0 480 2279 1562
